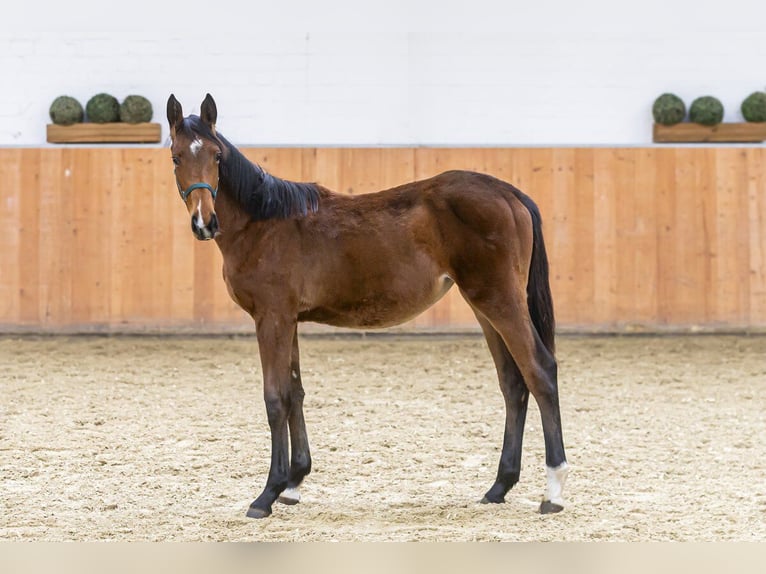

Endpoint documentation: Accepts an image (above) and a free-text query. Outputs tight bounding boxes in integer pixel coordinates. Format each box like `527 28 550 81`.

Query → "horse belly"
303 274 454 329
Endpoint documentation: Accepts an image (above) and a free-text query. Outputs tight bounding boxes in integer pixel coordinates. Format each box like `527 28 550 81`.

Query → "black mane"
178 116 321 221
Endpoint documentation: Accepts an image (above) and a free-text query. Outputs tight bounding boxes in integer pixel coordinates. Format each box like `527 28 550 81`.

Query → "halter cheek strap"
178 181 218 201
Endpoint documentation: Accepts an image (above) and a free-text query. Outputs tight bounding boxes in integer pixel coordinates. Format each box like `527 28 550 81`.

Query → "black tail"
516 193 556 354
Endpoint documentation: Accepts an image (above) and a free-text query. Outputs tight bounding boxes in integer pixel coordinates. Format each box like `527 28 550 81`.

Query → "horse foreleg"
247 316 295 519
278 325 312 506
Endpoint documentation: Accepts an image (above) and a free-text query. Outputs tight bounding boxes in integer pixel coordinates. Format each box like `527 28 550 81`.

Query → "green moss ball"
689 96 724 126
49 96 84 126
652 93 686 126
86 93 120 123
741 91 766 122
119 95 153 123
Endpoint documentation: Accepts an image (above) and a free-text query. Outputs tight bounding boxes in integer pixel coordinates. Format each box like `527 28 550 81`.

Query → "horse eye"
215 152 222 163
172 156 180 166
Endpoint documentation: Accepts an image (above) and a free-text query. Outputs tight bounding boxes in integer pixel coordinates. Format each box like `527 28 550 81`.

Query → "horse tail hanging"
516 192 556 354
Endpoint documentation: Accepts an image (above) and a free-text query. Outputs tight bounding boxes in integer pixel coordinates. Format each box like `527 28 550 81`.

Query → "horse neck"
211 145 323 247
213 184 257 245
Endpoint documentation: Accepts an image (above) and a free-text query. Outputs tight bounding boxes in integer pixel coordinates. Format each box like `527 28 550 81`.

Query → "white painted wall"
2 0 764 146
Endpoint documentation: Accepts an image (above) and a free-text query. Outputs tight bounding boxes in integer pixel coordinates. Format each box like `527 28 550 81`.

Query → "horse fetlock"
290 455 312 479
542 461 569 510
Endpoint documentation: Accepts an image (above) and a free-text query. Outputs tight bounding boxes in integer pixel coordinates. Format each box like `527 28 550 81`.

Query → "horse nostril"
190 212 217 240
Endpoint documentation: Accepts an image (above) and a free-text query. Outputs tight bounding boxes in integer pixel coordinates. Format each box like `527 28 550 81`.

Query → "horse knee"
497 465 521 490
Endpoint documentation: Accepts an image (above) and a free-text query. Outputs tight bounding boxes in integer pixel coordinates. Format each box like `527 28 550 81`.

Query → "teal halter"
178 181 218 201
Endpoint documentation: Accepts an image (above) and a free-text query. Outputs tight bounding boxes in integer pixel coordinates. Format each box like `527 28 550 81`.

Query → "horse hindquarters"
455 190 568 512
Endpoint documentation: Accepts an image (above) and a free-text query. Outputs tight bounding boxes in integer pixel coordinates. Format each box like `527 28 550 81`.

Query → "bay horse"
166 93 569 519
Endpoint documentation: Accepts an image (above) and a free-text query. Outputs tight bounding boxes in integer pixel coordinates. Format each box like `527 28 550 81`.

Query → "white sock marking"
545 462 569 506
280 487 301 503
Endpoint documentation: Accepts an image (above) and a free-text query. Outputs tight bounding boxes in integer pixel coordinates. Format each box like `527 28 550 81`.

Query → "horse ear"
166 94 183 131
200 93 217 132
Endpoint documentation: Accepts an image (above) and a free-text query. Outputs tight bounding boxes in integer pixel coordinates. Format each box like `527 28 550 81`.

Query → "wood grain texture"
46 123 161 143
0 149 22 324
747 148 766 324
653 122 766 143
1 147 765 333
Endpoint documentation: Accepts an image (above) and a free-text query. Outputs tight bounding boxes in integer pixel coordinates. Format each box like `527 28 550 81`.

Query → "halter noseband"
178 181 218 201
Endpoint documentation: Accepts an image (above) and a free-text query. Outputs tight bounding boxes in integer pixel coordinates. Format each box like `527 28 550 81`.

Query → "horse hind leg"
278 326 312 506
462 286 569 514
473 312 530 504
278 371 311 506
506 318 569 513
509 323 569 514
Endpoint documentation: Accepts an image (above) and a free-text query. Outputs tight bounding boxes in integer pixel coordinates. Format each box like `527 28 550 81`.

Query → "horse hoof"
480 495 505 504
246 506 272 519
539 500 564 514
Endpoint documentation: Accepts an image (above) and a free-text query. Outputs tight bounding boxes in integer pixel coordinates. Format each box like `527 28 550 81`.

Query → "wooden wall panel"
44 150 75 326
747 149 766 324
0 149 22 324
549 148 577 325
570 149 596 325
655 148 677 327
713 149 749 324
1 146 765 333
592 149 618 325
72 149 107 325
633 149 660 324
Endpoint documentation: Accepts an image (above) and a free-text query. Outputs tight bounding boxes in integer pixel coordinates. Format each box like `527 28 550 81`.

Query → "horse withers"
166 93 569 519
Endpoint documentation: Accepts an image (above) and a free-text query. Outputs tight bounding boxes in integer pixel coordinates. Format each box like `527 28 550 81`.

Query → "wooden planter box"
653 122 766 143
47 122 162 144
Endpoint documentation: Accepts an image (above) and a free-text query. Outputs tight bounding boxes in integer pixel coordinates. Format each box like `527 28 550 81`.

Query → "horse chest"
222 275 243 310
221 266 256 314
221 258 292 317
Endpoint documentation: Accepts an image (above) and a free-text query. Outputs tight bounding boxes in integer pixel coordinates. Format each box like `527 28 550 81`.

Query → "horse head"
166 93 221 240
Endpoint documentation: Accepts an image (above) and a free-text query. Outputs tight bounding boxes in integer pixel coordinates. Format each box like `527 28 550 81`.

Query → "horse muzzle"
191 211 219 241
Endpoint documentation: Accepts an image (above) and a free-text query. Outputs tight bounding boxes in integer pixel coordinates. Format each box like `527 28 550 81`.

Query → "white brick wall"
2 0 764 146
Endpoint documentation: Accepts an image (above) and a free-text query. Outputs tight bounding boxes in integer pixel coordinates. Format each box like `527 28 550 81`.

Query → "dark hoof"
246 506 272 519
480 495 505 504
278 494 300 506
539 500 564 514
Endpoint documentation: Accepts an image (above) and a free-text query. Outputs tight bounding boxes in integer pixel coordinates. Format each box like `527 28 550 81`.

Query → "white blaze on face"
545 462 569 506
190 138 203 156
195 200 204 228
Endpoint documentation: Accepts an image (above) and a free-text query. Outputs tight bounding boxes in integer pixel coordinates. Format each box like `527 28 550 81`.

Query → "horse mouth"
193 228 216 241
